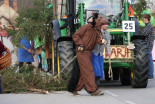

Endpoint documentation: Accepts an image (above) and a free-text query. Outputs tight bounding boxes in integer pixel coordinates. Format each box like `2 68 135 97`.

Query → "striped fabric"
141 22 154 51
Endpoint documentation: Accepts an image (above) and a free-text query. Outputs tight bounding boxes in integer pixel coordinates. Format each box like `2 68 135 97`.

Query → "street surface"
0 78 155 104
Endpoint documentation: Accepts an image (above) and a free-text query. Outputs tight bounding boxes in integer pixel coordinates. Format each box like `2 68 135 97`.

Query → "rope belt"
108 57 113 78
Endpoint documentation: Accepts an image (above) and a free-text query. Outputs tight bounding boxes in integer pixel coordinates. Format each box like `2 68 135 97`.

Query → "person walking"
141 14 154 79
92 22 111 85
71 15 108 96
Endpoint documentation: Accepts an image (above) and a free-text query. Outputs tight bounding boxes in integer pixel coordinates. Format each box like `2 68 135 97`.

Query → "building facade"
0 0 18 26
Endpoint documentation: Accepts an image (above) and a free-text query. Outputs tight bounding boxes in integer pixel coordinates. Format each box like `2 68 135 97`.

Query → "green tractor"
51 0 151 88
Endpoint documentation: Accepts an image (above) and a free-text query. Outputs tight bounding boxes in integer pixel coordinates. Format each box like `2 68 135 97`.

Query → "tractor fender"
52 20 61 40
57 36 73 44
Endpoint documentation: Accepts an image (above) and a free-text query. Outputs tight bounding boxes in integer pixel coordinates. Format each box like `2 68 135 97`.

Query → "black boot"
67 59 80 92
47 58 52 72
95 76 100 86
38 54 42 69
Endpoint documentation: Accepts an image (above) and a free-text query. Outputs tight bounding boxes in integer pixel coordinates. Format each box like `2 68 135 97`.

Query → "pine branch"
6 0 54 45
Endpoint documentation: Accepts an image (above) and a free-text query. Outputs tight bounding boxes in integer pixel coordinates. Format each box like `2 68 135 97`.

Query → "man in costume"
69 13 108 96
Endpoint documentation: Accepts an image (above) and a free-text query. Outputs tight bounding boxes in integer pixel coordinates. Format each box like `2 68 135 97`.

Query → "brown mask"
95 17 108 30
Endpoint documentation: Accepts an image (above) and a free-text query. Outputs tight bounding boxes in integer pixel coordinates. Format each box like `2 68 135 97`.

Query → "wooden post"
53 0 57 19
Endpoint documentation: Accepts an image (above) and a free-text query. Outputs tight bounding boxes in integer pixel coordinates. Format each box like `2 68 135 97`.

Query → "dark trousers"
19 62 32 68
75 52 97 93
38 54 42 69
148 51 154 78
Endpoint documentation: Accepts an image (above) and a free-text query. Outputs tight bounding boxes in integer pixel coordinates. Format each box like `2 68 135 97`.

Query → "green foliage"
132 0 153 19
1 65 68 93
7 0 54 46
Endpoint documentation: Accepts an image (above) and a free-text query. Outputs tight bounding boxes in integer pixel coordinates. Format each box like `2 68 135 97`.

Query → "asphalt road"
100 79 155 104
0 78 155 104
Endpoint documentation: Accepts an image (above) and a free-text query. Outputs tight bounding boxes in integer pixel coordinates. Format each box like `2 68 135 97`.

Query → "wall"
0 3 18 25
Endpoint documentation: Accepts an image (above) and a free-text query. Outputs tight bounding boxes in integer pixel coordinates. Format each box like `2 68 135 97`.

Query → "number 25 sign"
122 21 135 32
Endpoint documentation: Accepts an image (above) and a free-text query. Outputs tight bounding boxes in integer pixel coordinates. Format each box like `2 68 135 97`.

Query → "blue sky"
77 0 121 16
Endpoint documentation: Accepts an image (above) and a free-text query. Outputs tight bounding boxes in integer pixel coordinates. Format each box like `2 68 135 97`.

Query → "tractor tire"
120 68 131 85
132 39 149 88
112 68 120 80
58 41 74 74
104 69 111 81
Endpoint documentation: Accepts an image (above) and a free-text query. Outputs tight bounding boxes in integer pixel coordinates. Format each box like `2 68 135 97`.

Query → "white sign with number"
122 21 135 32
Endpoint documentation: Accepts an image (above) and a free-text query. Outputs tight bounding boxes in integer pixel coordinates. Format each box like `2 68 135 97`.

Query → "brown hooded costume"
72 18 108 93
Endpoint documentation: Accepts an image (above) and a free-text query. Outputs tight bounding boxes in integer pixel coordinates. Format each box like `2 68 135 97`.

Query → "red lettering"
111 48 116 57
104 47 131 58
126 48 129 57
117 48 125 57
124 48 127 57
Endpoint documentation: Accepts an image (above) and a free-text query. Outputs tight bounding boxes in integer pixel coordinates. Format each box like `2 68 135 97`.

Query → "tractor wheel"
112 68 120 80
131 39 149 88
120 68 131 85
104 69 111 81
57 41 74 74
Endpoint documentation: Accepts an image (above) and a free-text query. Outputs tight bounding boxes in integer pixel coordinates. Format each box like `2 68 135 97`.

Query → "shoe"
148 78 154 80
70 91 80 96
91 90 104 96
